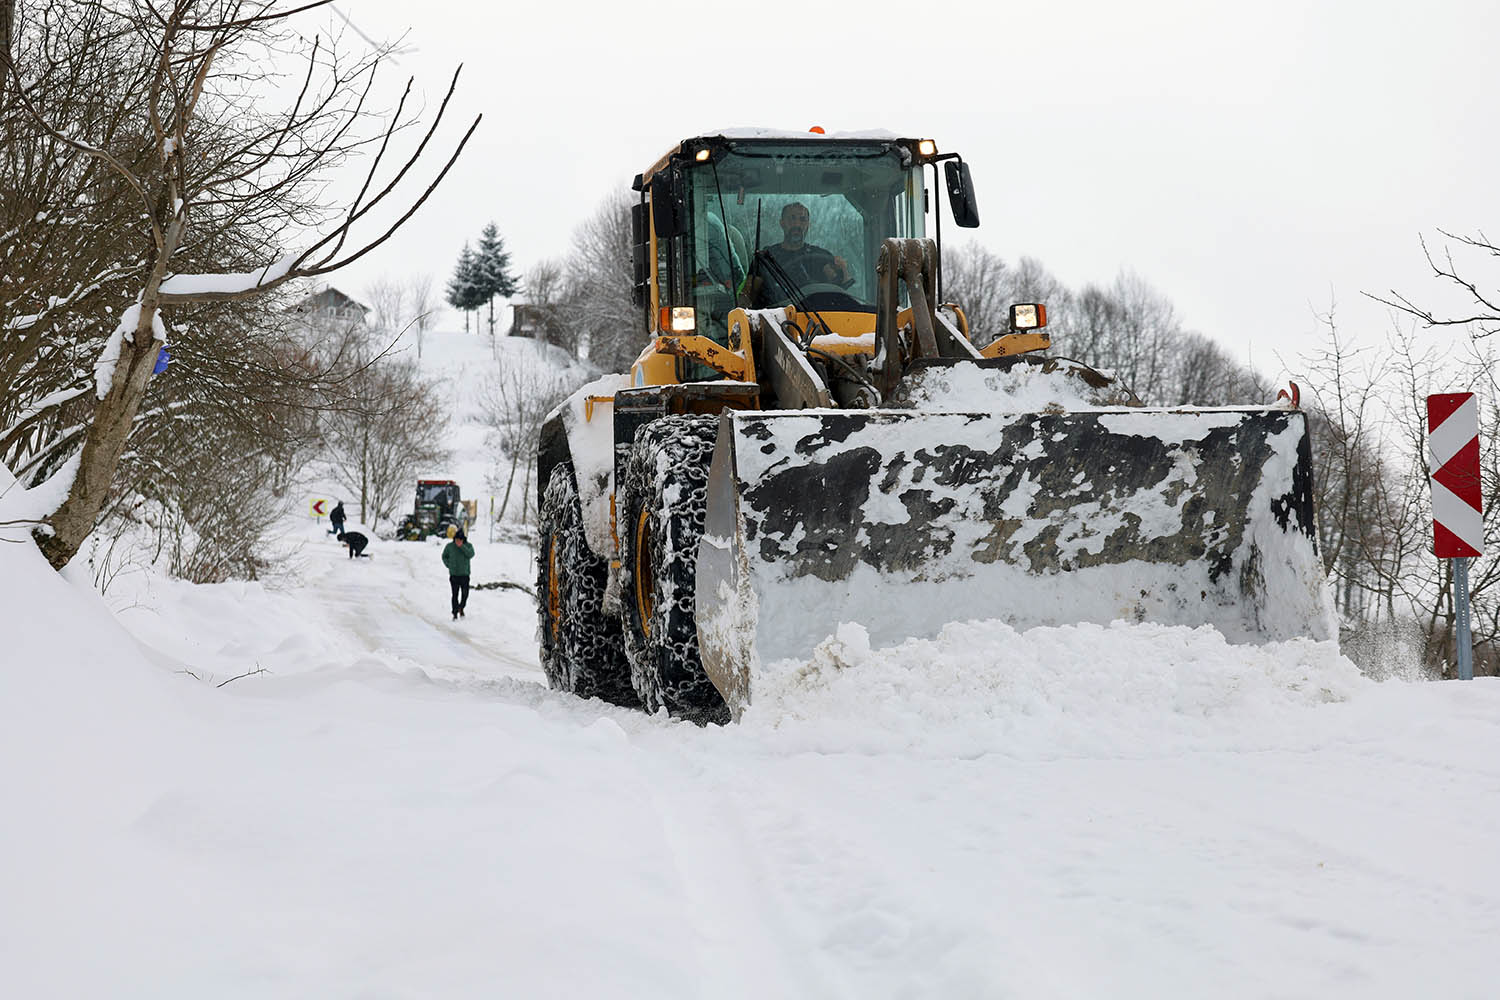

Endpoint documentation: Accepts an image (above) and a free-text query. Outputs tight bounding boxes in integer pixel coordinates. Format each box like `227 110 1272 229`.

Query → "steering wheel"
795 248 854 286
800 286 866 311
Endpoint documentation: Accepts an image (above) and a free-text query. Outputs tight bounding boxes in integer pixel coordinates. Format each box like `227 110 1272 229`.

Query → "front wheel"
536 465 637 707
619 415 729 724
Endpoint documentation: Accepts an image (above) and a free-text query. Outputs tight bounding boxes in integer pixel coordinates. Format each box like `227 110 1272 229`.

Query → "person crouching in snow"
442 529 474 620
338 530 368 558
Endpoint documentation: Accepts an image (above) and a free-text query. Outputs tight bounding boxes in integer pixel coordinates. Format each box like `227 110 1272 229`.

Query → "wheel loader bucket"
694 407 1335 718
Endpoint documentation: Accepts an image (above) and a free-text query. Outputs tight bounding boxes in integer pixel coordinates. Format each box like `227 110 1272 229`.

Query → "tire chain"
620 415 729 724
536 467 637 707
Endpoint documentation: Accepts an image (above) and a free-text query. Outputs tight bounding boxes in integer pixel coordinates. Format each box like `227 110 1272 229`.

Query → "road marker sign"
1428 393 1482 679
310 498 328 518
1429 393 1482 558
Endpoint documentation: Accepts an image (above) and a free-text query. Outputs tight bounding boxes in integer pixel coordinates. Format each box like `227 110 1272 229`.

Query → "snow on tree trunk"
36 293 167 569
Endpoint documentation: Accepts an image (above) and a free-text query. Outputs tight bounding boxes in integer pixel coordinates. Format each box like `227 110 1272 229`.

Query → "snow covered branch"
2 0 480 570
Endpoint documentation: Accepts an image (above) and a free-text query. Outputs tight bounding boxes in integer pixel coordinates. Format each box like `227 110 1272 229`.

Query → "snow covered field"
5 329 1500 998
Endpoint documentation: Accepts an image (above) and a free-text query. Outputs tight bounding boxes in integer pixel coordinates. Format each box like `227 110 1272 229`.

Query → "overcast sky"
321 0 1496 381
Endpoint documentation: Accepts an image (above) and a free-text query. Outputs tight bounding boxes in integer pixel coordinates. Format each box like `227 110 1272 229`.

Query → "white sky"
323 0 1498 380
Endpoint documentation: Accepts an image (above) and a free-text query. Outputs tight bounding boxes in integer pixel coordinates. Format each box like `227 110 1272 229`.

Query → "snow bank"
743 620 1367 758
0 462 186 769
0 450 81 525
0 472 196 999
892 359 1125 411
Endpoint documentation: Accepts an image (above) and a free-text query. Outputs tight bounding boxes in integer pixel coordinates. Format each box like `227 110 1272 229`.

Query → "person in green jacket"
441 529 475 620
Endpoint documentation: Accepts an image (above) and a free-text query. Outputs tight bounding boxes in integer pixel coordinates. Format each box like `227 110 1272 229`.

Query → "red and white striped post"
1428 393 1483 679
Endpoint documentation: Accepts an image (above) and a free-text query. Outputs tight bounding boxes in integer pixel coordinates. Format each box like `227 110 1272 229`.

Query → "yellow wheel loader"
536 129 1333 723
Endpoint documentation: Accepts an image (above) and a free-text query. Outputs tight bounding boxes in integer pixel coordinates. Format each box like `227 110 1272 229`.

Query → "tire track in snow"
313 536 540 682
617 733 844 999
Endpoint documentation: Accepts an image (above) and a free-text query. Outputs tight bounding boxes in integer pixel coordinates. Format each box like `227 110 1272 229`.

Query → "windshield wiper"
750 249 836 351
709 161 740 289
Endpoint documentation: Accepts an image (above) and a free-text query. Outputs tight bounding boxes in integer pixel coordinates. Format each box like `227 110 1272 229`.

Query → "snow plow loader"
536 130 1333 723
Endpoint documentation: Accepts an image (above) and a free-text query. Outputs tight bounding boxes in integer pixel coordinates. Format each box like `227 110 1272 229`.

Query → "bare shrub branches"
2 0 478 570
320 333 449 529
1369 230 1500 340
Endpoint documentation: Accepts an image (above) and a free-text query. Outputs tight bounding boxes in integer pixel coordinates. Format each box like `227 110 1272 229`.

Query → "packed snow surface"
5 329 1499 998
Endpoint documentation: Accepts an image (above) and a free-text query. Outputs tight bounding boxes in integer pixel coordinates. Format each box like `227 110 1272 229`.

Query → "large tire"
536 466 637 707
619 415 730 725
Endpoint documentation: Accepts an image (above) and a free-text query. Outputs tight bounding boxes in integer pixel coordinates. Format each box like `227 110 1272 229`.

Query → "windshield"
679 141 924 342
418 483 456 506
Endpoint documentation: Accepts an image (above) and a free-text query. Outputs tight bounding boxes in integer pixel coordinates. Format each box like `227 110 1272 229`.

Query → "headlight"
1010 303 1048 331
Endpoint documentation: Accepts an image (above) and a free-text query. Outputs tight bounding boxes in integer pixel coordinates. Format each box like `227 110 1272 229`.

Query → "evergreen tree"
474 222 519 337
445 243 484 333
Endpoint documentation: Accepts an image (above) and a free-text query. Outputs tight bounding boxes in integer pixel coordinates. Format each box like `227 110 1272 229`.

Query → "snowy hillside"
4 328 1500 998
374 325 598 535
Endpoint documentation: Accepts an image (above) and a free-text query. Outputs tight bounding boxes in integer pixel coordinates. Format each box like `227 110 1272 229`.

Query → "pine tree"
445 243 483 333
474 222 518 337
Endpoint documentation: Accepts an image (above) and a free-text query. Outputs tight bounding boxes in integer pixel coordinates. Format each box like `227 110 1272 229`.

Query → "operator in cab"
742 201 852 306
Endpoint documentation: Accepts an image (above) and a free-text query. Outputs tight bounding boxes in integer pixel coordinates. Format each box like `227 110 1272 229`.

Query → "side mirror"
650 174 682 239
630 202 649 307
944 160 980 228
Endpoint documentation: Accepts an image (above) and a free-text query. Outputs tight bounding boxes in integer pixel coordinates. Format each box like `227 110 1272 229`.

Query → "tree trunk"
359 428 369 524
520 458 532 524
0 0 13 105
496 453 519 523
35 297 164 569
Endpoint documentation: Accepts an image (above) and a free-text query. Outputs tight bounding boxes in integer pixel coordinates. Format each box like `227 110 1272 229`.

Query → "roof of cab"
639 128 916 185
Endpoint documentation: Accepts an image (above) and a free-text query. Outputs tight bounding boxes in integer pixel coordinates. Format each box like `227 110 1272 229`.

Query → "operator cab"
633 132 979 365
416 479 459 510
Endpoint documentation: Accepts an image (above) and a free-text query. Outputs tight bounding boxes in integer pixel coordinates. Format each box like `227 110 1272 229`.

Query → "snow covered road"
310 531 541 681
7 515 1500 998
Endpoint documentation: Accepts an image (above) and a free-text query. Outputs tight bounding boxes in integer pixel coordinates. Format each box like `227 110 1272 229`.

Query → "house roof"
295 287 369 314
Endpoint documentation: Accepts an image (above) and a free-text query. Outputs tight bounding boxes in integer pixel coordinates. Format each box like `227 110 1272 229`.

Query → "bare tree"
1294 314 1420 623
53 291 347 588
1355 229 1500 674
1368 229 1500 339
1292 304 1500 677
322 348 449 529
4 0 479 571
0 1 13 104
1162 331 1270 406
479 345 586 525
939 245 1078 349
407 272 434 358
940 242 1012 346
2 2 148 484
363 276 406 336
1053 271 1266 405
520 258 576 355
559 190 642 373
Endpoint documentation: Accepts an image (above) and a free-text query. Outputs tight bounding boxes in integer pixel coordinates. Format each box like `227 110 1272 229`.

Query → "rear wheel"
536 466 637 707
619 415 729 724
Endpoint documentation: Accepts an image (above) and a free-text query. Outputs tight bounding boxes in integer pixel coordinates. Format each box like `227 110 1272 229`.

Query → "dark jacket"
442 538 475 576
330 502 346 526
341 531 368 557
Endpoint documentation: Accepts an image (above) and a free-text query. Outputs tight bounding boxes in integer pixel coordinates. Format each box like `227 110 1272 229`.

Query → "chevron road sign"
1428 393 1482 679
1429 393 1482 557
